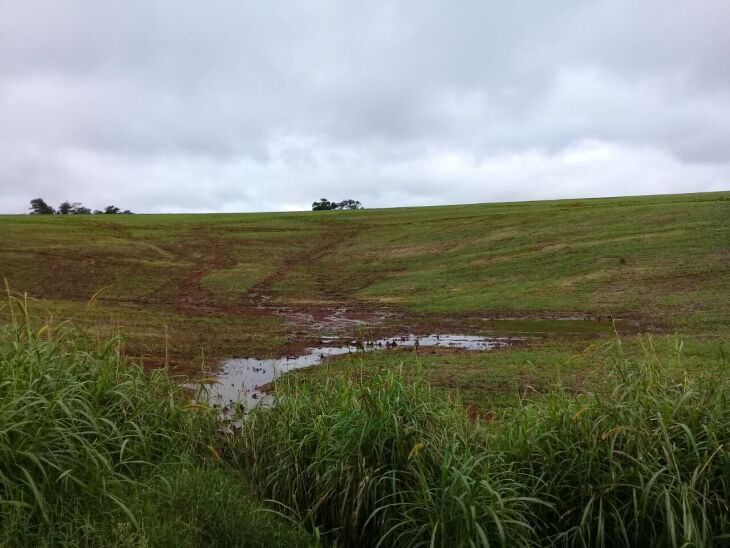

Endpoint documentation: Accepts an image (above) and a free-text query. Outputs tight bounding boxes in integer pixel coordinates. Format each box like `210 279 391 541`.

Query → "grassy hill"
1 191 727 364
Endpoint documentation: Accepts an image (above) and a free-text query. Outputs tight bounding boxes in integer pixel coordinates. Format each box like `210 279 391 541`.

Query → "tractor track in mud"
241 222 398 327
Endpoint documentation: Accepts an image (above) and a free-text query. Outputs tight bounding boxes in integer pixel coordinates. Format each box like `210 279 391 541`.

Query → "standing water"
197 334 514 409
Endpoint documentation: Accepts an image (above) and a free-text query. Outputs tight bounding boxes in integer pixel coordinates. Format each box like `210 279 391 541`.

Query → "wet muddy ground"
191 298 643 411
276 306 394 333
198 333 516 409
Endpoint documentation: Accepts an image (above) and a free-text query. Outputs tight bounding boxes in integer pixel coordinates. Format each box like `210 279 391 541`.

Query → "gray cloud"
0 0 728 213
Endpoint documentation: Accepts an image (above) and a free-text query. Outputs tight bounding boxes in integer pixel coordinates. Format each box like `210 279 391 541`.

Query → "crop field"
1 190 729 546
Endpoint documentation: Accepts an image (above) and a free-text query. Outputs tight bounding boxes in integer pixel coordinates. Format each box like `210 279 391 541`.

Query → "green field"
1 191 727 398
1 191 730 546
3 192 729 337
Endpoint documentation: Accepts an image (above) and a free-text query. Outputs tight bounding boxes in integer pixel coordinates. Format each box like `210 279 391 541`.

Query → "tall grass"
228 365 541 546
494 339 730 547
0 294 311 546
230 341 730 547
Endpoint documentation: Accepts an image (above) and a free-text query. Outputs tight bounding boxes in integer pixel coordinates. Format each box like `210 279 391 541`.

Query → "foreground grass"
230 338 730 547
3 295 730 546
0 297 311 547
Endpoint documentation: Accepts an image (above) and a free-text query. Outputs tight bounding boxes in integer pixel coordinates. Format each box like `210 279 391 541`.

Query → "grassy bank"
288 335 728 410
0 296 311 547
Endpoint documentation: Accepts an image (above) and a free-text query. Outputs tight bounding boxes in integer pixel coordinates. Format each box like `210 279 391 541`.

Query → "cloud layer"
1 1 728 213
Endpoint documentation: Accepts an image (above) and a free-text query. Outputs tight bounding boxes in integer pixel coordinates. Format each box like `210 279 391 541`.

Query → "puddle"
196 334 515 410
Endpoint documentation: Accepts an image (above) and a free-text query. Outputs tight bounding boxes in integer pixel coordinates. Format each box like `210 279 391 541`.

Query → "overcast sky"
1 1 728 213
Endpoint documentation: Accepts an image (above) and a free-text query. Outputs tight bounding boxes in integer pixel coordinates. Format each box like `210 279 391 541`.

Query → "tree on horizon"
28 198 55 215
28 199 132 215
312 198 363 211
58 201 91 215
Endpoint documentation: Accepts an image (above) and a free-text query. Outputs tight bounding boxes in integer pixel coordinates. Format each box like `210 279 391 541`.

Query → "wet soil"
191 290 648 410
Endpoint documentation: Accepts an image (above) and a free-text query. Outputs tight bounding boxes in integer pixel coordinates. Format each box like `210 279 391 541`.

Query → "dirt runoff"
274 306 394 333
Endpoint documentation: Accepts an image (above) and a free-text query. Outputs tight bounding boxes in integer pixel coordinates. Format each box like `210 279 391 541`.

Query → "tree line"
311 198 363 211
29 196 361 214
29 198 132 215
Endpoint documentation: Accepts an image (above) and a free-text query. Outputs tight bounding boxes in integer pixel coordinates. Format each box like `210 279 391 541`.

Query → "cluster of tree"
29 198 132 215
311 198 363 211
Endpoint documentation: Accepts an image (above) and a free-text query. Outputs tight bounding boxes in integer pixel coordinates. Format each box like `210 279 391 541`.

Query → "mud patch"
279 307 393 332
